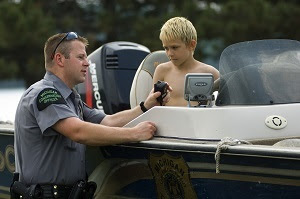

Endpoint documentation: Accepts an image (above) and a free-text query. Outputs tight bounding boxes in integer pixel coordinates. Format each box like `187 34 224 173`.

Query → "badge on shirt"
37 88 67 111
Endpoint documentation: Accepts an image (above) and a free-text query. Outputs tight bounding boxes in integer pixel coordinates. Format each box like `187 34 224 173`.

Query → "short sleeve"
35 104 77 134
82 102 106 124
33 88 78 134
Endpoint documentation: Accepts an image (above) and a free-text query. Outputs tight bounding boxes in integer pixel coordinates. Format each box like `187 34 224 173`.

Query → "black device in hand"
154 80 168 105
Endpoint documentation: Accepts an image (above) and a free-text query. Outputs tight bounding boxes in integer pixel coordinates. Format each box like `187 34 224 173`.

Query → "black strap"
139 101 148 112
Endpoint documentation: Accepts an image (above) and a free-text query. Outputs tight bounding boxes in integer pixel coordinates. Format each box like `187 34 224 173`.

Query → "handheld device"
154 80 168 105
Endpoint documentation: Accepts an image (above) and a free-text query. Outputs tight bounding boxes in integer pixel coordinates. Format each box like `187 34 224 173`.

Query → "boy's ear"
189 40 197 51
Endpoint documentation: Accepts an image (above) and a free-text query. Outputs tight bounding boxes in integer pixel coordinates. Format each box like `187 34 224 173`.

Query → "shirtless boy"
153 17 219 106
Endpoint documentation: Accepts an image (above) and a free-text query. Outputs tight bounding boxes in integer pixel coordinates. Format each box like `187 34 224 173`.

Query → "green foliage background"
0 0 299 87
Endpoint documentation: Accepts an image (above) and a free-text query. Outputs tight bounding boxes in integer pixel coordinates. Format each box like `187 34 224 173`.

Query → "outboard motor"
77 41 150 114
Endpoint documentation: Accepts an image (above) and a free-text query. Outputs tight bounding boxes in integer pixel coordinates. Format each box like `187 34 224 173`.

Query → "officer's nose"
84 59 90 67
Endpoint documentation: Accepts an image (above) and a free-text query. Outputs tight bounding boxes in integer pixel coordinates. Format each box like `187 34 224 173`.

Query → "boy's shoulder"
195 61 212 68
194 61 216 71
156 61 172 71
194 61 219 79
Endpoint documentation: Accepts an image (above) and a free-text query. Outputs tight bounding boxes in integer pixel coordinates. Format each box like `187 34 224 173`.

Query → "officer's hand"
144 83 173 108
161 84 172 105
132 121 156 141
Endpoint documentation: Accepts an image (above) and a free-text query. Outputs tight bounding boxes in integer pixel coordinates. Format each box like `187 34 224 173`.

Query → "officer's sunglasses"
51 32 78 59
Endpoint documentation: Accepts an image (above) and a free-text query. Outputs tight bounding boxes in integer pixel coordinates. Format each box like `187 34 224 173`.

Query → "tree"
0 0 55 86
0 0 299 86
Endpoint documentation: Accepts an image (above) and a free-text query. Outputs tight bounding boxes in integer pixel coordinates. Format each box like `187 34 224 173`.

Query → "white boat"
1 39 300 199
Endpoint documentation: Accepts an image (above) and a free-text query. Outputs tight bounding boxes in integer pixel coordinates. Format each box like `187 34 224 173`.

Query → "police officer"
13 32 171 198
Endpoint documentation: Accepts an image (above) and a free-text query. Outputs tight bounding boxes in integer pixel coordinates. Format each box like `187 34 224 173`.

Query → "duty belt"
40 184 73 199
11 176 96 199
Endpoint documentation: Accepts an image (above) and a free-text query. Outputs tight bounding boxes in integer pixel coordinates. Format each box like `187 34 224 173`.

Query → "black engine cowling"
76 41 150 114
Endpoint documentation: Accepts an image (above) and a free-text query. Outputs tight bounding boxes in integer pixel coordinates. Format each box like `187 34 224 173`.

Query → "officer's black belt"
11 179 96 199
40 184 73 198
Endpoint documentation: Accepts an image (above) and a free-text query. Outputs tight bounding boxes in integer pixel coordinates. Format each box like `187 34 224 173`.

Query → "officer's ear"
54 53 65 67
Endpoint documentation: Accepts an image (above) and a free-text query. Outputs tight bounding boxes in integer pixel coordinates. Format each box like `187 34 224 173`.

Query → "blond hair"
160 17 197 44
44 33 88 68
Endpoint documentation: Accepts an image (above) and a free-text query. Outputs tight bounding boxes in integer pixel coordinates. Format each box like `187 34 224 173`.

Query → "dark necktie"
70 90 83 120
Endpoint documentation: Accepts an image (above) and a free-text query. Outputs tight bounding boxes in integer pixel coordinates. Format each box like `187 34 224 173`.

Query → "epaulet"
36 88 67 111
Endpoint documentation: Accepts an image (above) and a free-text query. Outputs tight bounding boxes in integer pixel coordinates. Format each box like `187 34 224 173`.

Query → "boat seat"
130 50 169 108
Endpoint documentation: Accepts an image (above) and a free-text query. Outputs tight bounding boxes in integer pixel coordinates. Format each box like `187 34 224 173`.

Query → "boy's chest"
164 73 185 98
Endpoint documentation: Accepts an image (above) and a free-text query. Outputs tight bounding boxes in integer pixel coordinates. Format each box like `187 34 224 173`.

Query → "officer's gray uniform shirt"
14 71 106 185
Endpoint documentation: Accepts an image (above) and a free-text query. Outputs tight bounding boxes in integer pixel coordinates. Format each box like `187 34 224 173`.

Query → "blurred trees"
0 0 299 87
0 0 55 86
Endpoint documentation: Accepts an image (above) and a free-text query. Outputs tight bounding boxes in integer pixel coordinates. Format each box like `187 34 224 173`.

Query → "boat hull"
2 124 300 198
0 125 15 199
89 139 300 198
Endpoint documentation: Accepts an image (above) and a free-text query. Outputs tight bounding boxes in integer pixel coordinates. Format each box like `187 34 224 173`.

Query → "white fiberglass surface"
125 104 300 141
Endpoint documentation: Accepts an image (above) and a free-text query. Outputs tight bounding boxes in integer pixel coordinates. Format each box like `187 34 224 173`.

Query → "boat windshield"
216 39 300 105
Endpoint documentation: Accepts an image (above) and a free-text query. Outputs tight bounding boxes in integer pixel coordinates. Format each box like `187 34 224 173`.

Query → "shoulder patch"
37 88 67 111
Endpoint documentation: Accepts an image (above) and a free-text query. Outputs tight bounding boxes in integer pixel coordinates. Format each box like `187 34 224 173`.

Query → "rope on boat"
215 137 251 174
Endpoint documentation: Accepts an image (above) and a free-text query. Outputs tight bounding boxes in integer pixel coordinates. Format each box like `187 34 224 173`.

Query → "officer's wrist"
139 101 148 113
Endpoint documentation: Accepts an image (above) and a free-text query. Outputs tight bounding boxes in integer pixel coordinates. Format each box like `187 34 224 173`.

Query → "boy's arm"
209 66 220 81
153 63 166 84
209 66 220 91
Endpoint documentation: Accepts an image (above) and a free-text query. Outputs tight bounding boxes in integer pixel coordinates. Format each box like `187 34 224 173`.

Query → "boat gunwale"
116 137 300 160
3 124 300 160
